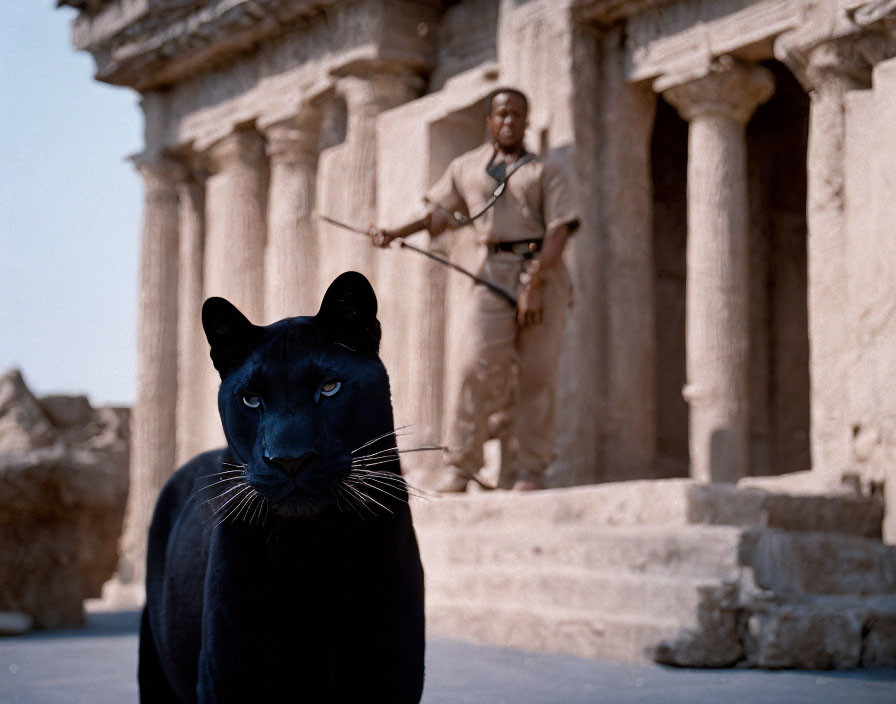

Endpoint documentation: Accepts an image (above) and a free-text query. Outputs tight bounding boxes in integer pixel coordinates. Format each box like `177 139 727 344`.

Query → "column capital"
661 57 775 125
206 128 266 173
132 153 188 194
337 71 424 119
778 34 878 95
263 121 319 165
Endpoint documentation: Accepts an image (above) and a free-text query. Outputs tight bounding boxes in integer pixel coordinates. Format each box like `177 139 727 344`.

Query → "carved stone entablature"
571 0 676 26
574 0 896 85
774 0 896 90
61 0 441 92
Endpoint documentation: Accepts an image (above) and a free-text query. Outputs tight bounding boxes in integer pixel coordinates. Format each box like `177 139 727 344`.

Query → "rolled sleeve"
542 157 580 234
423 159 468 220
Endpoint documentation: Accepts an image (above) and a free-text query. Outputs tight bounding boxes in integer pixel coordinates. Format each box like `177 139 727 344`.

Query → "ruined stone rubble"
0 369 129 630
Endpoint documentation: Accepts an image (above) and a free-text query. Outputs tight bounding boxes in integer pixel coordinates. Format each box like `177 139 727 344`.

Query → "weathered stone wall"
844 55 896 541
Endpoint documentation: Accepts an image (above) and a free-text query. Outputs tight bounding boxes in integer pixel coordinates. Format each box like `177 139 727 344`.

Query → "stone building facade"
62 0 896 660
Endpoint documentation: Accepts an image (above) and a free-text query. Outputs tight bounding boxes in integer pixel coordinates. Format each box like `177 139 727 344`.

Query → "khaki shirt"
423 142 579 244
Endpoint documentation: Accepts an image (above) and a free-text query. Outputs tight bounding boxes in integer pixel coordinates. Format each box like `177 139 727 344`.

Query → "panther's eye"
242 394 261 409
320 381 341 398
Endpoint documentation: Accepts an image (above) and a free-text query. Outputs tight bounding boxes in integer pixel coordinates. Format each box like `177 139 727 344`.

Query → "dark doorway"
746 59 811 476
651 96 689 478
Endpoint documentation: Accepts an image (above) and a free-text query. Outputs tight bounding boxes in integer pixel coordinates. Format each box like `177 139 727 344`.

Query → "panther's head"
201 272 401 519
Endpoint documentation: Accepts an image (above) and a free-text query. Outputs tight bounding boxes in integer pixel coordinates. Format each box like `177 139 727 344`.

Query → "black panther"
138 272 425 703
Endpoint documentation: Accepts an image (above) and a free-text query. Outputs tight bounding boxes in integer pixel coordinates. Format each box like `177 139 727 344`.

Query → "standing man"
369 87 579 491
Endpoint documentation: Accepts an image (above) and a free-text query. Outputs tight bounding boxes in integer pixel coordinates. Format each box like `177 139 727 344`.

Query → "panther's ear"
202 297 263 378
316 272 381 356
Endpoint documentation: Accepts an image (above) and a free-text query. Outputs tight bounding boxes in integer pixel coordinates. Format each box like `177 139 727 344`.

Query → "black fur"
139 272 425 703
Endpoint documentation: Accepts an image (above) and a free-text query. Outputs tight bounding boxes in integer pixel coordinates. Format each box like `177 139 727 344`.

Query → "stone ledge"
426 563 728 624
426 598 685 663
416 523 745 577
411 479 884 537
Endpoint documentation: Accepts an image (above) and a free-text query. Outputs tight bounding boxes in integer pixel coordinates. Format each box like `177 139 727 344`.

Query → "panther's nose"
269 452 316 477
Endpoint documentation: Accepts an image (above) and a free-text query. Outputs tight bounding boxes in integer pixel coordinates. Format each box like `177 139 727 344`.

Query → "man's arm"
368 206 454 247
517 222 573 326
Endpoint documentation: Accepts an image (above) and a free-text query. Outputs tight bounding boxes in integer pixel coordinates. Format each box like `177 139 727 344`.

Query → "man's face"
486 93 528 151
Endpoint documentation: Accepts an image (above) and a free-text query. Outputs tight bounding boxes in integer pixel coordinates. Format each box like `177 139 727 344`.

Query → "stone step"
424 564 732 624
743 529 896 597
426 597 690 664
416 523 896 597
739 594 896 669
410 479 882 537
416 523 745 579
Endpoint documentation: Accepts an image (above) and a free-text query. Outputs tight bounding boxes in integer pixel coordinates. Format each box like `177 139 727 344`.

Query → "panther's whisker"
345 482 394 514
350 470 433 501
221 462 248 469
354 445 445 462
351 456 406 469
340 482 378 516
336 485 365 518
217 488 256 528
350 425 415 455
190 475 245 502
242 491 262 525
348 471 427 499
218 487 253 522
201 472 248 484
351 447 400 461
254 495 268 527
349 470 409 487
350 471 425 496
248 494 263 525
343 481 391 514
346 477 410 505
201 481 248 506
208 485 252 521
234 490 257 524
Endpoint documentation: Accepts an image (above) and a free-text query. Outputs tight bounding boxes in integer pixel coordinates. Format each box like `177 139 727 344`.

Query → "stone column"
662 58 774 483
198 128 267 450
263 120 320 322
175 169 206 466
204 128 268 319
317 72 422 291
789 39 871 484
118 154 184 587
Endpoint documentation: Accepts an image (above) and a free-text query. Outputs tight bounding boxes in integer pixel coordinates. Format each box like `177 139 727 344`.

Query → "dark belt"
491 238 543 258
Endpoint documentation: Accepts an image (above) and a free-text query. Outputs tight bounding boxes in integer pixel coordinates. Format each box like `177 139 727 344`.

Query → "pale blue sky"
1 2 143 405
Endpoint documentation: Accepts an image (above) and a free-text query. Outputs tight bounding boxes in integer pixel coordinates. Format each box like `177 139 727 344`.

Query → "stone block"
654 583 743 667
742 530 896 597
862 613 896 667
0 369 129 629
742 604 865 669
0 611 33 636
689 483 884 537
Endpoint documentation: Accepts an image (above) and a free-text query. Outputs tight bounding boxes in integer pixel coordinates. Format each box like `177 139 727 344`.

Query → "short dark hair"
487 87 529 116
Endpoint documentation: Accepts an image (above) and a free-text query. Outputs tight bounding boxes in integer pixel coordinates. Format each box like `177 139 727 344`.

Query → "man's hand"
517 282 544 326
368 227 394 248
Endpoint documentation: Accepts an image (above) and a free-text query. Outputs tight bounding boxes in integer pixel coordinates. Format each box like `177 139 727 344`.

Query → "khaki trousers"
443 251 570 482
